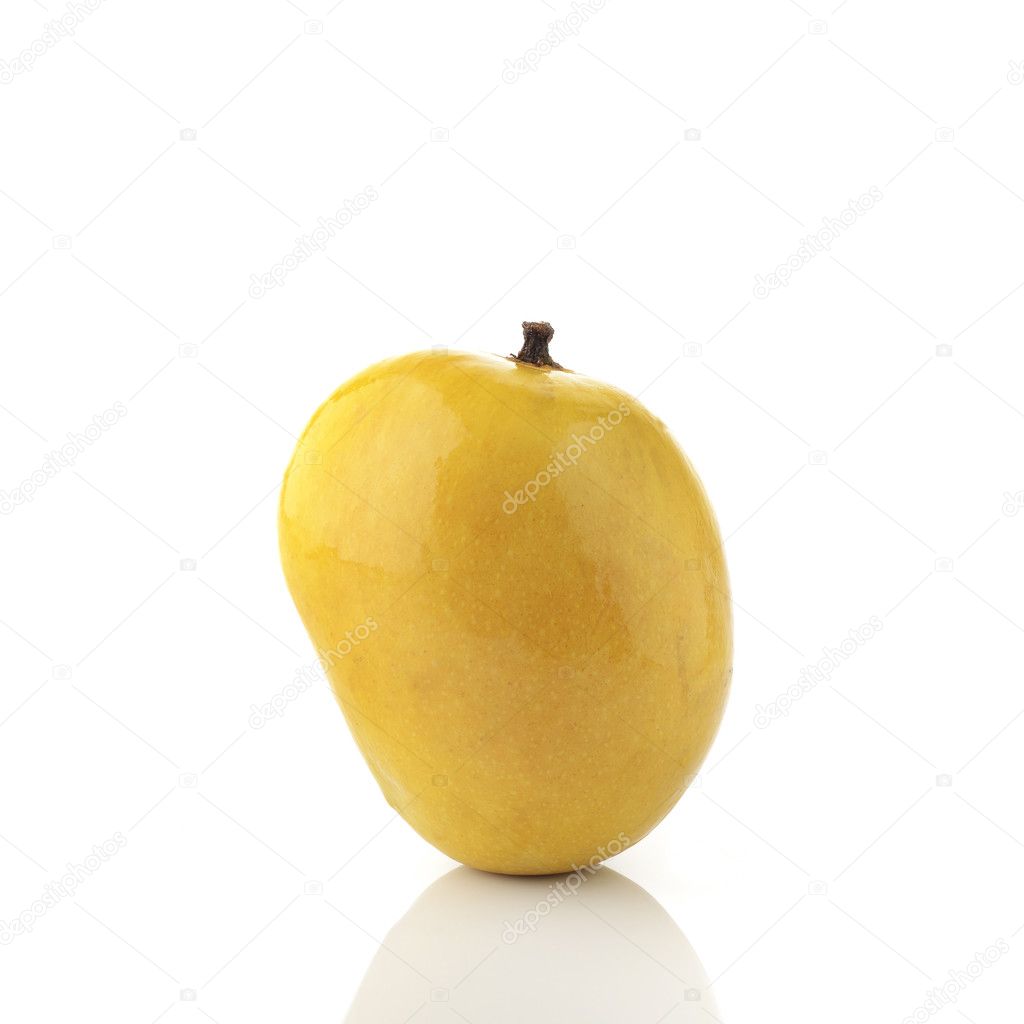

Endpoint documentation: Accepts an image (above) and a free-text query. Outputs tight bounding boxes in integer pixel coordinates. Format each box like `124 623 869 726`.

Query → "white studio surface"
2 1 1024 1021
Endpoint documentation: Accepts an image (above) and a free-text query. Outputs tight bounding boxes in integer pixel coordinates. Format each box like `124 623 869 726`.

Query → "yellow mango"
279 323 732 874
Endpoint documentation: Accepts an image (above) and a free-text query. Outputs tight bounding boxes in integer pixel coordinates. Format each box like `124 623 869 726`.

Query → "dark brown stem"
513 321 562 369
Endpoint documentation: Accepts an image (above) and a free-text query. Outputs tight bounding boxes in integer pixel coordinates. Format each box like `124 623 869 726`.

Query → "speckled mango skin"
279 349 732 874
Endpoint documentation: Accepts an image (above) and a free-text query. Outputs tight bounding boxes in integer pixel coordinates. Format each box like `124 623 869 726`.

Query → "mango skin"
279 349 732 874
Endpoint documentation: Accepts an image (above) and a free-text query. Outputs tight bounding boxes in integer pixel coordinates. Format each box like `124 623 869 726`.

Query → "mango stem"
514 321 562 369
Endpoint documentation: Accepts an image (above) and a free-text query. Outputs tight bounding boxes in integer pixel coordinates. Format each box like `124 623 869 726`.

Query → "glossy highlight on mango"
279 323 732 874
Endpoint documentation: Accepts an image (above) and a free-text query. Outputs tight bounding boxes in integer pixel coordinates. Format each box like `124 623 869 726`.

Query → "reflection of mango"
279 323 732 874
346 867 717 1022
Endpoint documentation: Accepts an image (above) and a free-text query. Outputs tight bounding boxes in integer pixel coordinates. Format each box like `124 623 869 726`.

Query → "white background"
2 0 1024 1021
